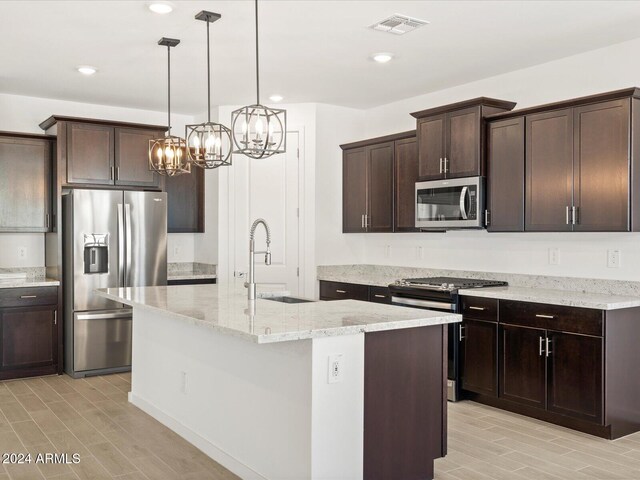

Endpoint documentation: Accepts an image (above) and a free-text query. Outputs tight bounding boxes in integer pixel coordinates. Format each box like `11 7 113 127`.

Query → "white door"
246 132 300 295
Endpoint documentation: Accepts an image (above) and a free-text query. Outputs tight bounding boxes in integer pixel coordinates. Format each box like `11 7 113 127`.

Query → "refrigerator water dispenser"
83 234 109 274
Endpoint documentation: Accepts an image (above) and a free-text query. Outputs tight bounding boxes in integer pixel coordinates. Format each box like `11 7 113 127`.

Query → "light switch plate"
548 248 559 265
607 250 621 268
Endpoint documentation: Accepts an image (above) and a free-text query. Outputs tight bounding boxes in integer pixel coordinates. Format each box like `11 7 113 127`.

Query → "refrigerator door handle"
117 204 125 288
125 203 132 288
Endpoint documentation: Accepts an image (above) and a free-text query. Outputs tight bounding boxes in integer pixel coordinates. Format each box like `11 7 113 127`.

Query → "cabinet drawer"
369 286 392 304
319 281 368 301
460 296 498 322
0 287 58 308
500 300 603 336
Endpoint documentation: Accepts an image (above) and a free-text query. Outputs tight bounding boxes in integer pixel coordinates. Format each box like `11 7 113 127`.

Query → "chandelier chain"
167 44 171 134
255 0 260 105
207 20 211 123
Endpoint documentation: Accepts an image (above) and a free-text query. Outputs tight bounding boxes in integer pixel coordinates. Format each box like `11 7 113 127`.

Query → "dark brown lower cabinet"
460 319 498 397
364 325 446 480
0 306 58 379
499 324 547 409
0 287 59 380
166 165 204 233
547 331 603 423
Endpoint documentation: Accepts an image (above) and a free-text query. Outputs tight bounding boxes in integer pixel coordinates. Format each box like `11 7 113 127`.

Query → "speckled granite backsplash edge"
0 267 46 279
317 264 640 297
168 263 216 275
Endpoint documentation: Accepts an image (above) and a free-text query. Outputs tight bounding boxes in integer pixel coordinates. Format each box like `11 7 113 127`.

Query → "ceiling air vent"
369 14 429 35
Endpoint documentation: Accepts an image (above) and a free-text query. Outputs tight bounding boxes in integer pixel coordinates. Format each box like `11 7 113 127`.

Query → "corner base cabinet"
461 295 640 439
0 287 59 380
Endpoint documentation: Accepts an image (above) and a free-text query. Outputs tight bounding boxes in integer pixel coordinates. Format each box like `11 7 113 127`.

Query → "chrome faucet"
245 218 272 300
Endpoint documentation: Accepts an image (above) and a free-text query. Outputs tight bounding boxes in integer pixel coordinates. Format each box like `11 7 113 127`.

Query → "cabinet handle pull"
539 336 545 356
19 295 37 299
445 157 448 173
439 158 443 174
45 214 50 229
54 311 57 326
374 294 386 298
110 166 115 180
566 206 570 225
361 214 364 229
572 206 578 225
336 290 347 294
469 306 485 311
484 209 490 226
546 337 552 357
535 314 555 319
459 324 465 340
116 167 120 181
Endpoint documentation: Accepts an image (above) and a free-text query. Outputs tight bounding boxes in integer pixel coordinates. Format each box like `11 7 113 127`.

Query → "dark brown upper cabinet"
341 131 416 233
66 122 114 185
115 127 164 188
526 109 574 232
0 133 53 233
411 98 516 181
487 87 640 233
394 136 419 232
486 117 525 232
166 164 205 233
39 116 166 190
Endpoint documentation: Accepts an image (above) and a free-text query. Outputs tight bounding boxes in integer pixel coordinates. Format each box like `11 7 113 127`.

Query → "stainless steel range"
388 277 507 401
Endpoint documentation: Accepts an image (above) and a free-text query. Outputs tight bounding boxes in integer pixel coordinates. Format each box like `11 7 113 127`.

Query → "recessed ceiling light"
148 2 173 14
372 53 394 64
269 94 283 102
77 66 97 75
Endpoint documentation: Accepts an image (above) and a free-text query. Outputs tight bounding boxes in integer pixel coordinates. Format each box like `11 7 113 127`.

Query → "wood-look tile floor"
0 374 639 479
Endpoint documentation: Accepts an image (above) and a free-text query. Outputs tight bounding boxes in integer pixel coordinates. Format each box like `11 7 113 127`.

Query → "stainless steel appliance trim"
459 186 469 220
76 311 132 321
391 296 455 311
124 203 132 288
117 204 125 288
539 336 545 356
535 314 555 319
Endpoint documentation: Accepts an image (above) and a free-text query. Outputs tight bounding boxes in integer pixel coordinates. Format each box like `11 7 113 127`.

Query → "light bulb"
165 146 174 161
205 132 215 152
192 134 200 150
255 117 264 137
156 146 163 161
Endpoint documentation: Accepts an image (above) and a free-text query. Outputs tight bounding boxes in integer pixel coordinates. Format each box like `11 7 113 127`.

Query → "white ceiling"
2 1 640 115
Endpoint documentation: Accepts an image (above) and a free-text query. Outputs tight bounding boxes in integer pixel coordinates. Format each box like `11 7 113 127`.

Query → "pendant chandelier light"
185 11 232 169
149 37 190 176
231 0 286 159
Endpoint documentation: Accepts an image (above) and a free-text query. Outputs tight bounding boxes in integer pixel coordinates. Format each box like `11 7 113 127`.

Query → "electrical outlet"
416 246 424 260
548 248 560 265
384 245 391 258
607 249 621 268
327 354 343 384
18 247 26 259
180 371 187 394
173 246 180 257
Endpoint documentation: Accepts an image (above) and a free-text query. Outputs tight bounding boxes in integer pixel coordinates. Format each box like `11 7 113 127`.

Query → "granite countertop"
459 286 640 311
95 284 461 344
0 277 60 288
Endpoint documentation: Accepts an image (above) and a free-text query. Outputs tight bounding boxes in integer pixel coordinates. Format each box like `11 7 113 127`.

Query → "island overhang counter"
96 284 461 480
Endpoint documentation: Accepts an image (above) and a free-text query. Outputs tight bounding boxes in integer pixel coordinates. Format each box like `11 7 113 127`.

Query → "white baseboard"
129 392 267 480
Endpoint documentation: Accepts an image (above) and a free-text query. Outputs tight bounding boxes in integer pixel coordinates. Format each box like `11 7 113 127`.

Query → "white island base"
97 285 460 480
131 306 365 480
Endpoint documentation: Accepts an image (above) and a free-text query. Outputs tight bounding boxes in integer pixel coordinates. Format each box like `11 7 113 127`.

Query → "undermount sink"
263 296 316 304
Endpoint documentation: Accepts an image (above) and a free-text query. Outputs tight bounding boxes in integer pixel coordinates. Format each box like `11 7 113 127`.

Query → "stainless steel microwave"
415 177 485 229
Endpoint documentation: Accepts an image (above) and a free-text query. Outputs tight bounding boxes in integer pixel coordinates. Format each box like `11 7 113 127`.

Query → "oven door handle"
459 186 469 220
391 296 456 311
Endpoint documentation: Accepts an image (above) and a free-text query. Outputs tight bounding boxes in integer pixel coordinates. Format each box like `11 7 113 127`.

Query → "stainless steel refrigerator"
63 189 167 378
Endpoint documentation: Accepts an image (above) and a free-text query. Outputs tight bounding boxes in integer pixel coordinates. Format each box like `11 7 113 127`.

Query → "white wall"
0 92 200 268
314 37 640 281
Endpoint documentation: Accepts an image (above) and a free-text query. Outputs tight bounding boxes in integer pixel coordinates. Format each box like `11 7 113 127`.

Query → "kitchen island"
96 284 461 480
